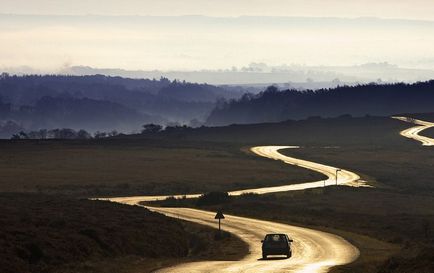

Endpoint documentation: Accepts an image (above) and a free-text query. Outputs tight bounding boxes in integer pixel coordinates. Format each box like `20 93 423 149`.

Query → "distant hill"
1 96 155 133
65 63 434 85
206 82 434 126
158 81 239 102
0 74 244 137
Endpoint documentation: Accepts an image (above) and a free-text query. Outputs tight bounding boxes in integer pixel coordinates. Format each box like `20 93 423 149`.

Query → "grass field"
0 116 416 197
154 186 434 273
0 193 248 273
282 145 434 192
133 116 409 146
2 115 434 272
422 126 434 138
0 139 323 197
142 115 434 273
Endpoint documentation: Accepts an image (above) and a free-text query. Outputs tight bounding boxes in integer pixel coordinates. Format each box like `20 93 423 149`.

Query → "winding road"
108 146 365 204
392 116 434 146
106 146 363 272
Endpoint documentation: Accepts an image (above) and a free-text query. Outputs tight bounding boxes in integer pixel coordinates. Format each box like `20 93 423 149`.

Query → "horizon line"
2 13 434 23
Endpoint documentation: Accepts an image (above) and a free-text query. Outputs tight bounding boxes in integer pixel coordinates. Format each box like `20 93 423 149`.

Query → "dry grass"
156 186 434 273
0 194 188 273
0 193 248 273
2 115 434 272
421 126 434 138
0 139 323 196
283 145 434 192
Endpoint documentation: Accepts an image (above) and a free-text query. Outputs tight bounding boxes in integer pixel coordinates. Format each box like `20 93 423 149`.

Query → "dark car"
261 233 293 259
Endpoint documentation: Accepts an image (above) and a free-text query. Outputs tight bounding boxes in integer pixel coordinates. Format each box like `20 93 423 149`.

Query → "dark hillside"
0 74 244 136
0 95 155 134
25 96 154 132
405 113 434 120
159 81 239 102
0 74 238 104
134 116 409 146
206 82 434 126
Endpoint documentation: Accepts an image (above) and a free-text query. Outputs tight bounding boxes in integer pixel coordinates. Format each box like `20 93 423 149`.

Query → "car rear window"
265 234 286 242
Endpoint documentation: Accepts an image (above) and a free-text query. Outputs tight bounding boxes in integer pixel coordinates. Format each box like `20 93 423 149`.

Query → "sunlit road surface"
106 146 363 272
107 146 365 205
392 116 434 146
154 207 359 273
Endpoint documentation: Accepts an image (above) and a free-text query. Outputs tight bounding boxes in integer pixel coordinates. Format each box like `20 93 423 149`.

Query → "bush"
196 192 230 206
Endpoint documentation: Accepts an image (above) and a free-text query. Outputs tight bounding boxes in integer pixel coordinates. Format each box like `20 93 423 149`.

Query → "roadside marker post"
335 168 342 186
215 210 225 234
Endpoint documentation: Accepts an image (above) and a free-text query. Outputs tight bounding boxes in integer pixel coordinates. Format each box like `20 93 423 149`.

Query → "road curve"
392 116 434 146
113 204 359 273
105 146 363 272
107 146 365 205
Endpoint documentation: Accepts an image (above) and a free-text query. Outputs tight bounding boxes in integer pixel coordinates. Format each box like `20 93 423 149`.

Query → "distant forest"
0 74 243 138
1 73 434 138
206 82 434 125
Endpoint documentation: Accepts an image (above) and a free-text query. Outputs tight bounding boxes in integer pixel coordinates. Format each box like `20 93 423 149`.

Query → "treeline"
206 81 434 125
11 128 120 140
10 123 197 140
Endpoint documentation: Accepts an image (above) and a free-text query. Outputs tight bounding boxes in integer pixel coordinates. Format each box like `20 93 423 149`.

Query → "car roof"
265 233 288 236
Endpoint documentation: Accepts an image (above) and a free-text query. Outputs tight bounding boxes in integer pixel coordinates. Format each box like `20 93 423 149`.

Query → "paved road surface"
392 116 434 146
108 146 365 204
106 146 362 272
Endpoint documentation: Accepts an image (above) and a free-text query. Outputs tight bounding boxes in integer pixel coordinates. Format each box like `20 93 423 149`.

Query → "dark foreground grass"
0 139 323 197
0 194 248 273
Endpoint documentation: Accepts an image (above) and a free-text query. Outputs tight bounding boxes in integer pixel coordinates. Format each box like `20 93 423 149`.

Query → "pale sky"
2 0 434 20
1 1 434 72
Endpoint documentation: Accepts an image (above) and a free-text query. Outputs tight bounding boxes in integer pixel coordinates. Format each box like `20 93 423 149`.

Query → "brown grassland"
0 140 323 197
148 116 434 273
421 126 434 138
0 194 248 273
2 115 434 272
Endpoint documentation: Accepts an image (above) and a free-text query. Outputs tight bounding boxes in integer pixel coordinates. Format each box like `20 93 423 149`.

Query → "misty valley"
1 2 434 273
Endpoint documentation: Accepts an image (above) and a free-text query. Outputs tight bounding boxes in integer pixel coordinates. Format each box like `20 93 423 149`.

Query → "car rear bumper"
262 248 290 255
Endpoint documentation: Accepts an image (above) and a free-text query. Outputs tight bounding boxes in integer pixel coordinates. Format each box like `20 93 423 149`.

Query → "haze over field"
2 0 434 19
2 0 434 84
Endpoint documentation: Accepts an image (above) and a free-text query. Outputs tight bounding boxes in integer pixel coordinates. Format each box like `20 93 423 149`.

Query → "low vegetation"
145 115 434 273
282 145 434 192
2 115 433 272
0 139 323 196
0 194 248 273
154 187 434 273
130 115 409 146
421 126 434 138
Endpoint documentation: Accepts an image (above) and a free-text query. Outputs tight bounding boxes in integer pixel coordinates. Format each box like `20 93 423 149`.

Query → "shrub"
196 192 230 206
